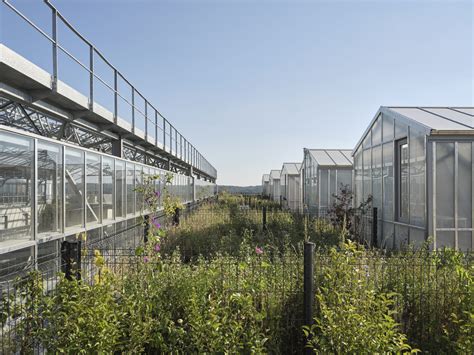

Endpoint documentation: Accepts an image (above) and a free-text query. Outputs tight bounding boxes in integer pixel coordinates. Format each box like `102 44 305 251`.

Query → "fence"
7 203 469 353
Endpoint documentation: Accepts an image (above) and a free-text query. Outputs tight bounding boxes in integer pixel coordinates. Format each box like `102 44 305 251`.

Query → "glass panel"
363 131 371 149
382 142 394 221
115 160 125 218
372 145 382 211
0 132 33 243
319 169 329 208
409 130 425 227
37 141 62 235
410 228 425 248
336 169 352 193
458 231 472 251
382 113 394 142
135 165 143 214
65 148 84 228
86 153 101 224
37 240 60 281
395 119 408 139
436 142 455 228
0 247 33 279
437 231 455 249
354 150 363 207
395 224 409 249
372 116 382 146
457 143 472 228
397 139 409 221
329 170 336 205
102 157 114 221
382 222 394 249
363 149 371 202
126 163 135 215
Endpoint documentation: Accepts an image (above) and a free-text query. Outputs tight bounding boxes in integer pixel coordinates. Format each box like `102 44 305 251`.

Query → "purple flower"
154 190 161 198
255 247 263 255
152 217 161 229
154 244 161 252
143 256 149 263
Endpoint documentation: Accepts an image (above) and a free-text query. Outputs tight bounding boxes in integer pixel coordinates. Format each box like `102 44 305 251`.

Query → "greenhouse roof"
388 107 474 131
353 106 474 154
281 163 302 175
262 174 270 182
270 170 281 179
305 149 352 167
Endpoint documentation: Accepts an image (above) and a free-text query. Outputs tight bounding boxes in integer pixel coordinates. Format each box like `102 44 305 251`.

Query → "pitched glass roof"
281 163 301 175
388 107 474 130
270 170 281 179
307 149 353 167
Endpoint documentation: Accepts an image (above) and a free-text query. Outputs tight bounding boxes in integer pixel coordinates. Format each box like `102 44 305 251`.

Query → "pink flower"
143 256 149 263
154 244 161 252
255 247 263 255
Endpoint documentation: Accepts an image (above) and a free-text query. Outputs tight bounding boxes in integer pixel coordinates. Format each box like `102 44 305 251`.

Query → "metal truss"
0 96 191 178
0 97 113 154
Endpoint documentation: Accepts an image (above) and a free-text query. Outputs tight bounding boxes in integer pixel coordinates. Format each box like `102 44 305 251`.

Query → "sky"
2 0 473 185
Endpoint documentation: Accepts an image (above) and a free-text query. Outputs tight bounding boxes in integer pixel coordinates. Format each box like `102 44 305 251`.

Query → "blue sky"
2 0 473 185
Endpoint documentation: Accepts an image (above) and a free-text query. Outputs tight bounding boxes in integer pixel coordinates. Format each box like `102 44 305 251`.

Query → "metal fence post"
304 241 315 353
262 206 267 230
143 214 150 244
372 207 378 247
61 240 82 281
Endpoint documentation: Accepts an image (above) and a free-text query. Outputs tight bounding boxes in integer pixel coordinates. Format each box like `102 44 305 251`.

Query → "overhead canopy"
306 149 352 167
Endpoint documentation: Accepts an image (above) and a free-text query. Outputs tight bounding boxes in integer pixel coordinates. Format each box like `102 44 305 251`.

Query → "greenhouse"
261 174 270 197
280 163 302 212
353 106 474 251
269 170 281 203
303 149 353 216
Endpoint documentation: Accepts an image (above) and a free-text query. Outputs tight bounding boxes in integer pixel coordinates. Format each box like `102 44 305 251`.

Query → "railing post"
89 45 94 110
304 241 315 353
372 207 378 247
113 69 118 123
131 89 135 133
51 7 58 91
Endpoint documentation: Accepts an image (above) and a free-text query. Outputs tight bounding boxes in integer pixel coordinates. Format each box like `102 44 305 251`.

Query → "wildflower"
154 244 161 252
152 217 161 229
155 190 161 198
143 256 149 263
255 246 263 255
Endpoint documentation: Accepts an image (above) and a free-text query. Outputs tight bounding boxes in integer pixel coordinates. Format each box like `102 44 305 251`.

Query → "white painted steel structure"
353 106 474 251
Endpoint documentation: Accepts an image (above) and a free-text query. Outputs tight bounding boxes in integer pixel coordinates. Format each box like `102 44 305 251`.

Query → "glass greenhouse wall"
280 163 302 212
269 170 281 203
353 106 474 251
0 126 216 277
303 149 353 216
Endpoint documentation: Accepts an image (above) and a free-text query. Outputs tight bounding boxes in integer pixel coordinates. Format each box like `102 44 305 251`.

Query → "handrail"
2 0 216 179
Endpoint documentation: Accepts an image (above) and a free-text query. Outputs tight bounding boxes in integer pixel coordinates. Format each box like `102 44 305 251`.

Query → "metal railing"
2 0 217 179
